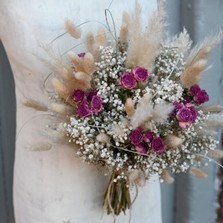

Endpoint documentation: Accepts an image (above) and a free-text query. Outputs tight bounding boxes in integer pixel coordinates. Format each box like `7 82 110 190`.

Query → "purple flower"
72 89 85 102
76 102 91 118
91 95 103 113
189 84 201 96
170 102 183 117
87 90 97 102
135 142 148 154
120 72 137 89
144 131 154 143
132 66 150 81
78 52 86 58
186 104 198 122
194 89 209 105
129 128 143 145
176 108 192 122
151 137 165 153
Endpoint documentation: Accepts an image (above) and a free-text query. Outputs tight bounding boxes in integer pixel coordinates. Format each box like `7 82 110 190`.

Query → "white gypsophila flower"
155 47 185 77
153 79 184 103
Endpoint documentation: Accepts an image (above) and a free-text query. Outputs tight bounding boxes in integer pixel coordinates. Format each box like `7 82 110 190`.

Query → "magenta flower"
120 72 137 89
189 84 201 96
132 66 150 81
151 137 165 153
194 89 209 105
176 108 192 122
87 90 97 102
186 104 198 122
76 102 91 118
129 128 143 145
170 101 184 117
72 89 85 102
91 95 103 113
78 52 86 58
144 131 154 143
135 142 148 154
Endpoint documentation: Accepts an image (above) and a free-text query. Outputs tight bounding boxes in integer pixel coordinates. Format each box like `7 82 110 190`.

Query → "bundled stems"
104 170 131 215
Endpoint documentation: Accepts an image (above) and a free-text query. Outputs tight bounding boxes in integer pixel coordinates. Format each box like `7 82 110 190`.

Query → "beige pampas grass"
86 32 95 53
64 19 81 39
151 104 173 123
31 142 52 151
119 12 129 44
161 169 174 184
201 105 223 113
62 68 73 81
67 51 84 71
125 98 135 117
181 31 223 87
50 103 73 115
74 71 91 82
165 135 183 148
208 150 223 159
97 28 107 46
180 59 208 88
96 133 110 144
83 52 96 74
125 1 166 68
52 78 69 99
190 167 208 179
23 99 48 111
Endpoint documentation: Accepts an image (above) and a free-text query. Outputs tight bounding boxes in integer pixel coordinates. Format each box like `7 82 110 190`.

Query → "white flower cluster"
155 47 185 77
153 78 184 103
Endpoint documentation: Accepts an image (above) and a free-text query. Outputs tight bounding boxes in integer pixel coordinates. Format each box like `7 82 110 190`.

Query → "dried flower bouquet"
24 1 223 216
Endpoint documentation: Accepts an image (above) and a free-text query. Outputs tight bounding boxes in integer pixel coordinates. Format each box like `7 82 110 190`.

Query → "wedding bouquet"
25 2 223 216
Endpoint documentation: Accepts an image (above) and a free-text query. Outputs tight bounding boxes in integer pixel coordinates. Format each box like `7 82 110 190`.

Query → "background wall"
0 1 223 223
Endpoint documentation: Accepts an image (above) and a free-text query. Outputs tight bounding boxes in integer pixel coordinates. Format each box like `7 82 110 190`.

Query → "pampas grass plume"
119 12 129 44
165 135 183 148
23 99 48 111
201 105 223 113
161 169 174 184
67 51 84 71
31 142 52 151
83 52 96 74
74 71 91 82
190 167 208 179
208 150 223 159
64 19 81 39
97 28 107 46
50 103 73 115
86 32 95 52
62 68 73 81
180 59 207 88
52 78 69 98
125 98 135 117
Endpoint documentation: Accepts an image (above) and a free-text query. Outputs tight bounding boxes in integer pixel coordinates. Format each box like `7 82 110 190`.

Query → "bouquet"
24 2 223 216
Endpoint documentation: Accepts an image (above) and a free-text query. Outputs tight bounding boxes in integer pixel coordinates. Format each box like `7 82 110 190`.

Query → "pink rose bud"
189 84 201 96
120 72 137 89
135 142 148 154
144 131 154 143
129 128 143 145
72 89 85 102
91 95 103 114
176 108 191 123
151 137 165 153
78 52 86 58
132 66 150 81
76 101 91 118
194 89 209 105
